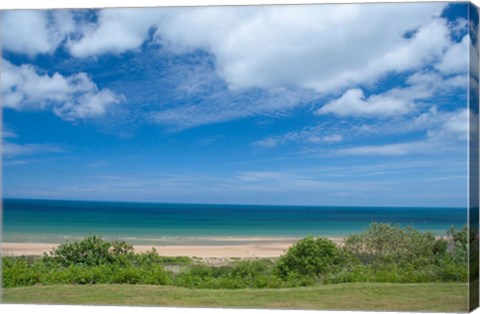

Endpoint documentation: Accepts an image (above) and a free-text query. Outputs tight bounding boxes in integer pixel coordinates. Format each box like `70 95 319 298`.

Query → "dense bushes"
3 236 171 288
3 261 171 287
275 237 340 279
3 257 42 287
343 223 441 267
275 223 468 285
175 260 278 289
328 223 468 284
42 235 134 267
2 224 469 289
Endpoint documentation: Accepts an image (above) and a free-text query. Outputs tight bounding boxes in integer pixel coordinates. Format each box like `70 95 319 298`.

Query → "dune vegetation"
1 223 470 311
2 223 468 289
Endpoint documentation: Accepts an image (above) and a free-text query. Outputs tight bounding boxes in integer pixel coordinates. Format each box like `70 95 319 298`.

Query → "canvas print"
1 1 479 312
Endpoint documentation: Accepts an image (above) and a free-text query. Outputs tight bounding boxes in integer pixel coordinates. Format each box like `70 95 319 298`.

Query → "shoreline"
1 237 345 258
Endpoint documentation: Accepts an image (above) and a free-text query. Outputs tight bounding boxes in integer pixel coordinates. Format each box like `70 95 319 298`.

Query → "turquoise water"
2 199 467 244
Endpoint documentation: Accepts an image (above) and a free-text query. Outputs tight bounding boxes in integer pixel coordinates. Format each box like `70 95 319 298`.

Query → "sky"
0 2 475 207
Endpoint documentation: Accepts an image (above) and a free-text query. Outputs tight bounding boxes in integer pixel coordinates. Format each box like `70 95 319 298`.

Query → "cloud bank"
2 59 121 120
1 4 471 138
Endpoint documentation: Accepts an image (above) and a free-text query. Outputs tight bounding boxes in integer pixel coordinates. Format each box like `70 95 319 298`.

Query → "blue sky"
1 3 473 207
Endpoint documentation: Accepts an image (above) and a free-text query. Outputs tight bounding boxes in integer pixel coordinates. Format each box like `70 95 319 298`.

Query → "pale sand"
1 237 344 258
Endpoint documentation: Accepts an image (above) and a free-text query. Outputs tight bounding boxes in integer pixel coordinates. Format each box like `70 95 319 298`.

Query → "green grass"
1 282 468 312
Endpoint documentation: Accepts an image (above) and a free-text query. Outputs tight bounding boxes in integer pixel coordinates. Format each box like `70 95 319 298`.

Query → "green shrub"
449 225 468 247
343 223 438 268
432 238 449 256
275 236 339 279
110 266 142 284
139 265 172 285
340 223 468 284
1 236 172 287
438 262 468 282
2 226 469 289
156 255 193 266
130 248 192 267
448 226 468 264
130 248 163 267
42 235 133 267
324 264 375 284
2 257 40 288
230 259 272 279
374 269 401 282
174 259 285 289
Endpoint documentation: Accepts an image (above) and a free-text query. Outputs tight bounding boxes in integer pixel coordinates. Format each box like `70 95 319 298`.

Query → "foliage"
3 236 172 288
275 236 340 280
129 248 192 267
342 223 440 268
2 257 41 287
448 225 468 264
173 259 288 289
2 224 469 289
42 235 134 267
339 223 467 283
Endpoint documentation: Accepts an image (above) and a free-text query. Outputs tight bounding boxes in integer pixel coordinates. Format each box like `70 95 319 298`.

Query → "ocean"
1 198 467 245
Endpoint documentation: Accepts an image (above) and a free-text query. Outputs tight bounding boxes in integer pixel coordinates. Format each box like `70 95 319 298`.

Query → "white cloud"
234 171 329 192
436 35 469 74
321 134 343 143
3 159 31 166
335 141 436 156
254 103 468 154
2 127 65 166
2 142 65 158
237 171 286 182
408 71 467 90
1 10 75 57
329 108 468 156
154 4 449 93
254 137 281 149
316 68 466 117
2 128 18 139
1 59 121 120
316 89 414 117
427 108 469 141
53 90 121 120
2 5 469 130
64 3 450 94
150 87 308 131
68 8 163 57
254 124 345 148
147 4 463 127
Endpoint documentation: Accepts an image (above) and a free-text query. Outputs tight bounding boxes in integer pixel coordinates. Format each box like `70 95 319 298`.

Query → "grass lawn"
1 282 468 312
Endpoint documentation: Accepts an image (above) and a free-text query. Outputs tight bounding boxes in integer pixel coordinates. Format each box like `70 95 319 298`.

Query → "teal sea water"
2 199 467 245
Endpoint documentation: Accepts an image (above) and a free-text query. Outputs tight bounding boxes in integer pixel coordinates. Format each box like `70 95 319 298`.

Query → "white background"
0 0 479 314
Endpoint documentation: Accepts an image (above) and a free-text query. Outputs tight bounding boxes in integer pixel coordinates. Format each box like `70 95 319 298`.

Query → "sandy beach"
1 237 345 258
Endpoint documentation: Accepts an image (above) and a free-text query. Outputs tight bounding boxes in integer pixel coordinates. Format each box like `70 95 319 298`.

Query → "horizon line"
2 197 467 210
